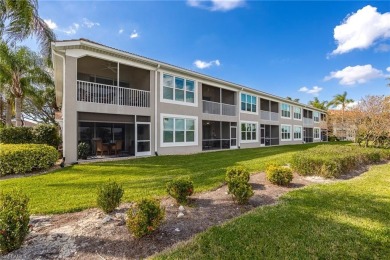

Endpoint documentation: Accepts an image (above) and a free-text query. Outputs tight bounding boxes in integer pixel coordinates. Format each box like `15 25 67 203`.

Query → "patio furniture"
111 140 122 155
95 139 109 155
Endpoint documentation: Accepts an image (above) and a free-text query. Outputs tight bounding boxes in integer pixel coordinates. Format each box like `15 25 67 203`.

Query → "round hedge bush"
166 177 194 205
126 199 165 238
266 165 293 186
0 144 58 176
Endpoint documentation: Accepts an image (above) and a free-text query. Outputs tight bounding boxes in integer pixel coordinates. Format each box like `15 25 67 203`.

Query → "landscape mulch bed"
3 172 327 260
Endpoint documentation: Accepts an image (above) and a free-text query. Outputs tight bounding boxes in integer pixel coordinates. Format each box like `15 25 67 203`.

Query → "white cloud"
299 86 323 96
118 29 124 34
44 19 57 30
374 43 390 52
194 59 221 69
130 30 139 39
331 5 390 55
62 23 80 35
324 64 384 85
82 18 100 28
386 67 390 72
333 101 359 110
187 0 245 11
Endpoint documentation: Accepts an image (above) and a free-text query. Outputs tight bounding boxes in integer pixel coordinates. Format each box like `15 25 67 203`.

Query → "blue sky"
33 0 390 105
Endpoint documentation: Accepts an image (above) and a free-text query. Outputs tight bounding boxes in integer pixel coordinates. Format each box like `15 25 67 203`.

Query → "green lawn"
156 163 390 260
0 143 328 214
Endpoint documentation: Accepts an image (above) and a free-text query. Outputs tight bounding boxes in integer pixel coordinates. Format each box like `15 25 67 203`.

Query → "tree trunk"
15 97 22 127
6 99 12 126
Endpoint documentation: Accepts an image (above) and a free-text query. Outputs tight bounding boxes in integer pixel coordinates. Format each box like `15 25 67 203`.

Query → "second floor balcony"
260 98 279 121
77 80 150 107
76 56 151 108
202 84 237 116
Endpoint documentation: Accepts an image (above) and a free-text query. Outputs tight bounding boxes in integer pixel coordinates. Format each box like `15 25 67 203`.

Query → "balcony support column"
117 62 120 105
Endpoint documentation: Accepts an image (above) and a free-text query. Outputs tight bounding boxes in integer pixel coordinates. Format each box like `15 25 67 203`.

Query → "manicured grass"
0 143 329 214
156 163 390 259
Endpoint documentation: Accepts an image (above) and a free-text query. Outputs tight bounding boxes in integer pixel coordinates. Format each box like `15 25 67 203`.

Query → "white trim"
293 125 303 141
293 106 302 121
314 127 321 139
135 122 152 156
159 71 198 107
239 120 259 143
280 103 291 119
281 124 292 141
160 113 198 147
239 92 258 115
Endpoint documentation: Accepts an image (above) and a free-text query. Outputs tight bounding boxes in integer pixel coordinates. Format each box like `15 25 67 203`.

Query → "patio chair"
95 139 109 156
111 140 122 155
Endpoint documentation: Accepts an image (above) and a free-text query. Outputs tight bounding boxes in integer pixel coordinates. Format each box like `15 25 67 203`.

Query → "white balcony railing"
260 110 279 121
303 118 314 126
203 100 236 116
77 80 150 108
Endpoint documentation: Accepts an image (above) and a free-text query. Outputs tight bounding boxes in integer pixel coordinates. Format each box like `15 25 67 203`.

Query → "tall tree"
0 0 55 59
0 42 53 126
309 97 329 110
286 96 300 102
23 84 58 124
329 91 354 139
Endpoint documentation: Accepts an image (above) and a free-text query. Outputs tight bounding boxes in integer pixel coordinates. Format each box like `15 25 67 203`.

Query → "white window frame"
240 93 258 115
160 113 198 147
281 124 292 141
160 72 198 107
313 111 320 122
240 121 258 143
293 107 302 120
281 103 291 119
293 125 302 140
314 127 320 139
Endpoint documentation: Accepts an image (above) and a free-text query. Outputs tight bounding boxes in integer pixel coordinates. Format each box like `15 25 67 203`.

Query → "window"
162 116 196 145
241 122 257 141
294 126 302 140
281 125 291 140
314 128 320 139
313 111 320 122
293 107 302 120
281 104 291 118
163 74 195 104
241 93 257 113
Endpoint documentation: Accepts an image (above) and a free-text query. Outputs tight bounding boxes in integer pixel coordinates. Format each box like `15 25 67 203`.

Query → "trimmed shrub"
225 166 253 204
291 145 386 178
0 127 34 144
78 142 90 160
266 165 293 186
0 144 58 176
126 198 165 238
166 177 194 204
33 124 61 147
0 190 30 254
97 181 124 213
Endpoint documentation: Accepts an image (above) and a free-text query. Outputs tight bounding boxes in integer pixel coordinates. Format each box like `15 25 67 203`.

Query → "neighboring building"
52 39 327 163
327 110 356 141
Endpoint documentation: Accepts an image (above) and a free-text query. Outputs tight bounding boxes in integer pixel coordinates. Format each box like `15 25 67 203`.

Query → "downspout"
52 48 66 164
154 64 160 155
238 87 243 148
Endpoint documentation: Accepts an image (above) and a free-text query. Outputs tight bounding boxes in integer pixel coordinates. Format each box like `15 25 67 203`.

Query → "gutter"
154 64 160 155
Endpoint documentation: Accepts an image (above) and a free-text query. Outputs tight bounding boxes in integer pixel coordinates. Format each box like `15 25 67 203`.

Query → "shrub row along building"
52 39 327 163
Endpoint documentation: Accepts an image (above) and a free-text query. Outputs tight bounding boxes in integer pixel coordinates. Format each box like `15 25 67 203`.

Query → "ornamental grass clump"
266 165 293 186
166 177 194 205
96 181 124 213
126 198 165 238
225 166 253 204
0 191 30 254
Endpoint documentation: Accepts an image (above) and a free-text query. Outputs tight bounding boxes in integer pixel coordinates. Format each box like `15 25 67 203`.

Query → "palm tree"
0 42 53 126
308 97 329 110
286 96 300 102
0 0 56 59
329 91 354 139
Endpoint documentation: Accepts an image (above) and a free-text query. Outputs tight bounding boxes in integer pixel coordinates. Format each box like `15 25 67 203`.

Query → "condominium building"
52 39 327 163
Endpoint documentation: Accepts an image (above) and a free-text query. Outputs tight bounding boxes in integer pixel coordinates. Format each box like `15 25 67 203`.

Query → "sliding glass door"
136 123 151 156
